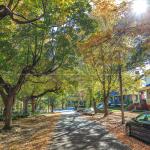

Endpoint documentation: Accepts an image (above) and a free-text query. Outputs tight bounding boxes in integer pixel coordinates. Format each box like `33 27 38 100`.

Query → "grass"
109 109 121 112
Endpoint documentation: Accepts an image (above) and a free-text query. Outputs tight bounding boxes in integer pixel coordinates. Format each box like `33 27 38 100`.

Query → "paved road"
50 113 130 150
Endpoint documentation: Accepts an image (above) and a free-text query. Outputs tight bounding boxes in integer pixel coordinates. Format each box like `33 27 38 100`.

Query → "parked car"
82 108 94 116
97 101 114 110
97 103 104 109
125 112 150 144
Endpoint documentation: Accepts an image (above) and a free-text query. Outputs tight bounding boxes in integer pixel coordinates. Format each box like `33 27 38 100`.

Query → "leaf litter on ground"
83 112 150 150
0 113 60 150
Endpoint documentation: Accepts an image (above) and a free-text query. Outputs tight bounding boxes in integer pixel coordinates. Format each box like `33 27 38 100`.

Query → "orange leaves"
0 114 60 150
90 0 128 32
78 31 112 51
92 0 118 18
77 30 114 67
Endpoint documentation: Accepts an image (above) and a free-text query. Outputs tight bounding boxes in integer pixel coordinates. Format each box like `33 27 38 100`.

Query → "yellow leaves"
122 72 141 93
90 0 127 32
92 0 118 18
61 0 75 6
51 0 75 11
78 31 112 51
144 69 150 77
54 0 74 5
77 0 128 67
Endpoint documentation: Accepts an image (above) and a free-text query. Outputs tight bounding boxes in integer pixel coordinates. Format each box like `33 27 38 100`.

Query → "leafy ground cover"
0 113 60 150
84 112 150 150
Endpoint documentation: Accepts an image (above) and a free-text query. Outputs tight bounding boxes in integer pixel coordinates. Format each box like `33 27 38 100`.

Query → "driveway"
49 112 130 150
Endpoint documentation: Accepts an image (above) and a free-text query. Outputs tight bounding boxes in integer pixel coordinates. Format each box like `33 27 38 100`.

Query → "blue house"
109 91 138 106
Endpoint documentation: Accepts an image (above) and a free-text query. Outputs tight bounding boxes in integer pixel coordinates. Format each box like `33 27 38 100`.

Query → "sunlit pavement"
49 112 130 150
54 109 76 115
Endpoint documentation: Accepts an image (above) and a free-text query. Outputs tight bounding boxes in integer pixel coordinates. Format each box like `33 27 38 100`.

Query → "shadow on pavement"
49 113 130 150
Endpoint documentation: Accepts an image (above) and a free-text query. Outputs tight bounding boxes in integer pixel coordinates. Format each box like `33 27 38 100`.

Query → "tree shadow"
48 113 130 150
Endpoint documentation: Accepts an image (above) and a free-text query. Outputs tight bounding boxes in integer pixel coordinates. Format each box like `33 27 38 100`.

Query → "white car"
82 108 95 115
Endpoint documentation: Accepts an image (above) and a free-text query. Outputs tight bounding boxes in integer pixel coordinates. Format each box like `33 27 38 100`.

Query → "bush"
13 112 29 119
0 112 30 121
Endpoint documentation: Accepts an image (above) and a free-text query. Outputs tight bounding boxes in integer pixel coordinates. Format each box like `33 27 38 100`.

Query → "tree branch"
0 75 11 93
12 0 21 11
0 0 47 24
31 87 60 99
13 65 34 93
11 13 44 24
7 0 14 8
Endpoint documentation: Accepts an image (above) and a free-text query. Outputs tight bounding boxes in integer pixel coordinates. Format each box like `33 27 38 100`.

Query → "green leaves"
0 0 97 105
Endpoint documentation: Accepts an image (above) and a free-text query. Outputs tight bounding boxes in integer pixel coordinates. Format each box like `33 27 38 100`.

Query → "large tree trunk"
23 98 28 115
48 99 50 113
118 65 125 124
103 76 109 117
93 98 97 114
3 95 15 130
89 98 92 108
89 88 93 108
62 101 64 110
31 98 35 113
103 96 109 117
51 104 54 113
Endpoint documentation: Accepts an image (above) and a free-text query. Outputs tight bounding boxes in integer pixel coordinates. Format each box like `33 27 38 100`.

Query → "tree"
22 82 61 114
0 0 48 24
49 96 56 113
80 40 118 116
0 28 60 129
0 0 97 129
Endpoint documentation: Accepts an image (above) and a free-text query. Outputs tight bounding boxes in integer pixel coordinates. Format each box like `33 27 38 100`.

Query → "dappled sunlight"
50 114 129 150
85 112 150 150
54 109 76 115
0 0 150 149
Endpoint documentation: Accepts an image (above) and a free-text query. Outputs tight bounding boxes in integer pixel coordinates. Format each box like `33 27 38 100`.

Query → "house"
109 91 138 106
127 74 150 111
139 75 150 104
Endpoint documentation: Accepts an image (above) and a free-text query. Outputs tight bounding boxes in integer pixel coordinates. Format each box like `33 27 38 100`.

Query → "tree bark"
103 96 109 117
102 51 109 117
31 98 35 113
103 74 109 117
62 101 64 110
51 104 54 113
48 99 50 113
93 99 97 114
3 95 15 130
23 98 28 115
118 65 125 124
89 88 93 108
